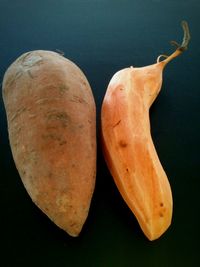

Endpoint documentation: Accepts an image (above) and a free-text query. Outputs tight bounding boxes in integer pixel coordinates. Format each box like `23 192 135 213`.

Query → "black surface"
0 0 200 266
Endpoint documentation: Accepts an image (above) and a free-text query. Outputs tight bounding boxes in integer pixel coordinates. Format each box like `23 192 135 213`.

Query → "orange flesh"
101 22 190 240
101 62 173 240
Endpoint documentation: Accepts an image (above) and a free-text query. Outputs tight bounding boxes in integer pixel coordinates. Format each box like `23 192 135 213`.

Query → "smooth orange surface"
101 62 173 240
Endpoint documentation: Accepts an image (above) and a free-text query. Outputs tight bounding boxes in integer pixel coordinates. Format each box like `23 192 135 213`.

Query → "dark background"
0 0 199 266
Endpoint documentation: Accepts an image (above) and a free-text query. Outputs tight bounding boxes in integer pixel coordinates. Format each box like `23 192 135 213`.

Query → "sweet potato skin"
2 50 96 236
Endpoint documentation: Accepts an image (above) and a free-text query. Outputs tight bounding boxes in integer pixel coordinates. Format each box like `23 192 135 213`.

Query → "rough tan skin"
3 50 96 237
101 22 190 241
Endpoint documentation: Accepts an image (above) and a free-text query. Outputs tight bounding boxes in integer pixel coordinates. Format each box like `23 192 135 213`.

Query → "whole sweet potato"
2 50 96 237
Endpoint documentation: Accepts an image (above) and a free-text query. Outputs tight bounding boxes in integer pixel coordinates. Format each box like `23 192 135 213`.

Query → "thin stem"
180 21 190 51
158 21 190 65
156 54 168 63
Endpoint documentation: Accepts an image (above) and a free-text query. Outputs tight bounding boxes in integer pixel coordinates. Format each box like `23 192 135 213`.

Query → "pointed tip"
142 218 172 241
66 229 81 237
61 217 85 237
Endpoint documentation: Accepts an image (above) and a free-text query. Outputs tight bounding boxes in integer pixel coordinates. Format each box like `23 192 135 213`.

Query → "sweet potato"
2 50 96 237
101 21 190 240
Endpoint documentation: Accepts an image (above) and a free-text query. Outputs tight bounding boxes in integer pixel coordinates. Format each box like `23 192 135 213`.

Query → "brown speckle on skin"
160 202 164 207
59 84 70 95
159 212 164 217
119 140 128 147
22 169 26 175
59 140 67 145
44 206 49 212
78 124 84 129
13 142 18 147
48 172 53 178
113 120 121 128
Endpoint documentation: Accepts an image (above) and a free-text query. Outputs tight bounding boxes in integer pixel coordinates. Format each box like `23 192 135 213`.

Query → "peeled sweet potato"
101 21 190 240
2 50 96 237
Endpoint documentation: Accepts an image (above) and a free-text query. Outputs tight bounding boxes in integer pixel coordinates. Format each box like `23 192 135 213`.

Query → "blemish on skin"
70 95 87 104
78 124 84 129
14 126 21 134
59 84 70 95
70 222 77 227
59 140 67 145
22 170 26 175
113 120 121 128
56 195 72 213
27 70 34 78
160 202 164 207
159 212 164 218
119 140 128 147
48 172 53 178
46 111 70 127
